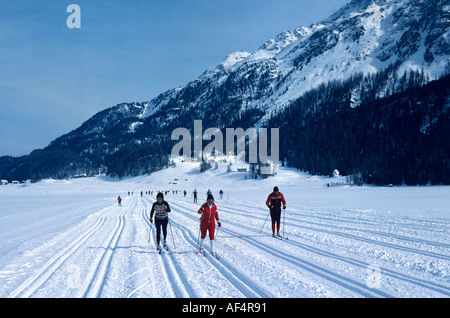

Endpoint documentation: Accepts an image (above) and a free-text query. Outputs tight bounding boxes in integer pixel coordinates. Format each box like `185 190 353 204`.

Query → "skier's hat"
273 186 279 192
207 193 214 201
157 192 164 199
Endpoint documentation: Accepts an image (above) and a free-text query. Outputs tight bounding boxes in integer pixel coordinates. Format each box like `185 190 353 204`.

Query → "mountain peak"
220 51 252 67
202 51 251 77
257 27 312 54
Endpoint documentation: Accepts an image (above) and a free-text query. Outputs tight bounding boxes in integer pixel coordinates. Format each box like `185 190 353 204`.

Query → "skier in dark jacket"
193 189 198 203
150 192 171 251
266 186 286 237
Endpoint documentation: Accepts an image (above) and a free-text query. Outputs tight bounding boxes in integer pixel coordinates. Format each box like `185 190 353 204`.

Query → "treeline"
0 141 169 182
0 149 98 181
272 71 450 185
0 102 170 181
105 142 168 179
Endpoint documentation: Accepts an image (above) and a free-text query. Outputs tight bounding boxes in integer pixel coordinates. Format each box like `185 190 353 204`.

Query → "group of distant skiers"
191 188 223 203
117 186 286 256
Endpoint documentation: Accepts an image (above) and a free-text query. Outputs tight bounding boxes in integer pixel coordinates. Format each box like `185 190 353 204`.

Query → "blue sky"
0 0 348 156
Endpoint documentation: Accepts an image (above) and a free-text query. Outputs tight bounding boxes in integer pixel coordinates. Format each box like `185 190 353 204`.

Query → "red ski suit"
198 203 219 240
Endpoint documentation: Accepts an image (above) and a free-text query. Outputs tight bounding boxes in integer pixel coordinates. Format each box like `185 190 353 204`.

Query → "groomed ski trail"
2 192 449 298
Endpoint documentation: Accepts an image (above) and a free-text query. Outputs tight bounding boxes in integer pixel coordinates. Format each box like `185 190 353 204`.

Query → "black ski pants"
155 218 168 245
270 209 282 226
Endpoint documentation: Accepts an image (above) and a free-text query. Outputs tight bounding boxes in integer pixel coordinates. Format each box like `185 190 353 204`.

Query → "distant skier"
197 194 221 256
193 189 198 203
265 186 286 237
219 189 223 199
150 192 171 251
117 196 122 207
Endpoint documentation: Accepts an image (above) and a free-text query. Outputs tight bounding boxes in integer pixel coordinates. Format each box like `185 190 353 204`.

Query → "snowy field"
0 162 449 298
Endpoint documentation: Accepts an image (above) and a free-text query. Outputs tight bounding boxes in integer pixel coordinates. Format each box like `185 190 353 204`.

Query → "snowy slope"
0 162 449 298
142 0 450 124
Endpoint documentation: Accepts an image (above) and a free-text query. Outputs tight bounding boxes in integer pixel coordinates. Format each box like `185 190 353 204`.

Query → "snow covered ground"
0 162 449 298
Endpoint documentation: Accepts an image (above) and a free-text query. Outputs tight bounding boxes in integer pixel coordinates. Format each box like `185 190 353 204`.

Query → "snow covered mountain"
142 0 449 127
1 0 449 182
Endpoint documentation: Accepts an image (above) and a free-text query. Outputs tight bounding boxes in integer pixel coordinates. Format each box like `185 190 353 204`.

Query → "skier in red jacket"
197 194 221 255
266 186 286 237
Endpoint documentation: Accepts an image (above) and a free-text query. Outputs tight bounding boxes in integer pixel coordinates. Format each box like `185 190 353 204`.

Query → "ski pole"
215 222 220 241
196 222 201 252
148 221 152 242
196 212 204 252
259 211 270 233
168 218 176 250
283 208 288 240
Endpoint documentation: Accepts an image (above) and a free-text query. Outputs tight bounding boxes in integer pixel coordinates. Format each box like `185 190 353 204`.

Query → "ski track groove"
180 197 448 255
140 196 195 298
148 196 271 298
7 192 448 298
218 202 450 260
170 215 270 298
139 197 177 297
228 227 394 298
77 199 135 298
169 196 449 298
8 205 114 298
228 201 449 246
274 232 450 296
169 199 392 298
218 204 450 297
124 199 154 298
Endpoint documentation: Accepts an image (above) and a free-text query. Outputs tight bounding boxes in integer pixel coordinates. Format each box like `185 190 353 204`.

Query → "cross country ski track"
3 194 449 298
168 198 448 298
